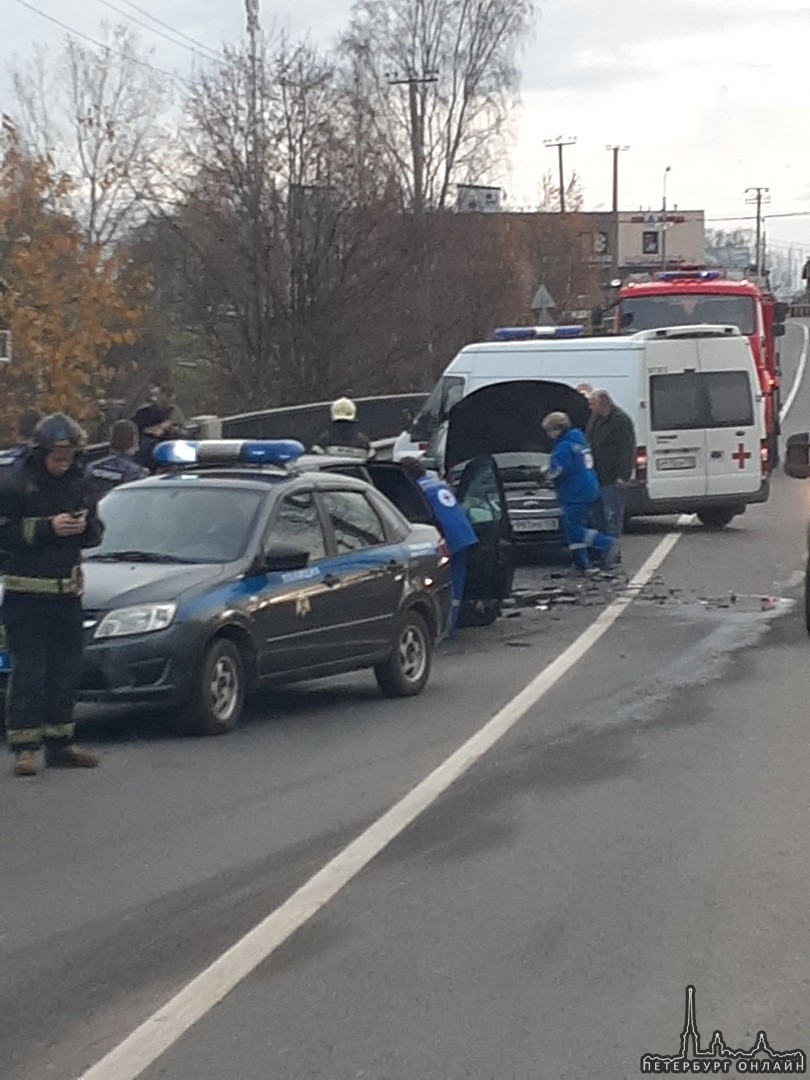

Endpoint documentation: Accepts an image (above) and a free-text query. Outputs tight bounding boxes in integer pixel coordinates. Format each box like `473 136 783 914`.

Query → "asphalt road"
2 323 810 1080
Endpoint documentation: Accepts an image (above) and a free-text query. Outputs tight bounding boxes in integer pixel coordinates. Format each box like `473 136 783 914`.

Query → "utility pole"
606 145 629 282
387 68 438 382
606 144 629 213
745 186 770 277
544 135 576 213
659 165 672 271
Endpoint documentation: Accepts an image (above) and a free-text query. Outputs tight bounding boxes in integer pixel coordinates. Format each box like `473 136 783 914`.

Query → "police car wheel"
180 639 246 736
374 611 432 698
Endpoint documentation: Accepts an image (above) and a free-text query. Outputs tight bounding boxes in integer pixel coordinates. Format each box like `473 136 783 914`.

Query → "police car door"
318 487 404 657
455 456 514 610
254 489 341 675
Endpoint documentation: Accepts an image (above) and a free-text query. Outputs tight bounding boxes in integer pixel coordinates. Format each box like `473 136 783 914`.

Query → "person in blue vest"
541 411 618 574
400 456 478 634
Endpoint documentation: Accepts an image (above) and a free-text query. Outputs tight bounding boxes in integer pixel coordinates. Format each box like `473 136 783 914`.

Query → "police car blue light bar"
153 439 305 466
492 325 585 341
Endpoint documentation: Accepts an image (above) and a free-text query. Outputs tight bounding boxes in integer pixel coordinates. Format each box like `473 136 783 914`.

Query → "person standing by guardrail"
85 419 148 499
132 384 185 470
0 409 42 470
0 414 104 776
312 398 373 460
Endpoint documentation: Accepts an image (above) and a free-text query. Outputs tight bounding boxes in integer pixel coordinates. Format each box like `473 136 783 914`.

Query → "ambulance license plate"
657 456 696 471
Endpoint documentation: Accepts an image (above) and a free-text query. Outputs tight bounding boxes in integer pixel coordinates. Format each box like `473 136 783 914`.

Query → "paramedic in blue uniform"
542 411 618 574
0 409 42 470
0 413 104 776
85 419 148 498
400 456 477 633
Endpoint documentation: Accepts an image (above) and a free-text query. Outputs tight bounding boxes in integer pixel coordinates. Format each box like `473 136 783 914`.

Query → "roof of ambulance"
457 337 647 355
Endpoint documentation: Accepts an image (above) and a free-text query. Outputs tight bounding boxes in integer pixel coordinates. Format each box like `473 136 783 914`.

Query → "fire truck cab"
616 269 786 469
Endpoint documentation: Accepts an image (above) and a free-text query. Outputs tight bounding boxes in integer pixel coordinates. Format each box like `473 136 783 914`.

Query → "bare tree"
340 0 535 211
11 25 172 247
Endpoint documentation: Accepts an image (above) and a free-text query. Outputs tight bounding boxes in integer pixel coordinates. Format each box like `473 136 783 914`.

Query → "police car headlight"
94 603 177 639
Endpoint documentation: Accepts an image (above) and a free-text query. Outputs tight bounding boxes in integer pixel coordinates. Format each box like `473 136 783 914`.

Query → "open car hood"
445 380 590 474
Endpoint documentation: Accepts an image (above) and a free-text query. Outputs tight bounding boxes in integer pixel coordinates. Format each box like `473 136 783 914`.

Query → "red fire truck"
616 269 787 468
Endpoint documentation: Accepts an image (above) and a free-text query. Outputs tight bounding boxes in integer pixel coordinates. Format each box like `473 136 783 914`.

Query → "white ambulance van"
416 325 769 528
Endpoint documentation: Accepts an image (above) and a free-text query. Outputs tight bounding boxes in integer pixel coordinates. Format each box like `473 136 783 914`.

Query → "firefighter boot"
45 744 100 769
13 750 39 777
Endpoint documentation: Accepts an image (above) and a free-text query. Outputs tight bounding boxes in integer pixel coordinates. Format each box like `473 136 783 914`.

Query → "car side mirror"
773 323 786 338
784 433 810 479
775 301 788 322
260 544 311 573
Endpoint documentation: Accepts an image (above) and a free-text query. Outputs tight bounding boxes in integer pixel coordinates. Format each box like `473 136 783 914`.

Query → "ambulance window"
704 371 754 427
650 373 702 430
650 371 754 430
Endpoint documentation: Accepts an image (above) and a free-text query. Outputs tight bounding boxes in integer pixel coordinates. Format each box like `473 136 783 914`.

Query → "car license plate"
0 650 9 673
657 456 696 471
513 518 557 532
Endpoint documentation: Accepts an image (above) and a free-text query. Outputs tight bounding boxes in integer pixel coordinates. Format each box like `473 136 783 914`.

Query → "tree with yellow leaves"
0 122 144 443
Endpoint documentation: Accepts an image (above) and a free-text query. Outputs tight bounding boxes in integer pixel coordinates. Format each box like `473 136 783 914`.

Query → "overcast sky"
3 0 810 258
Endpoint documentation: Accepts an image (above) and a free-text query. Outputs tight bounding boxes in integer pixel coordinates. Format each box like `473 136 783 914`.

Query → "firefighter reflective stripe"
43 722 76 741
22 517 42 544
3 572 83 596
6 727 44 747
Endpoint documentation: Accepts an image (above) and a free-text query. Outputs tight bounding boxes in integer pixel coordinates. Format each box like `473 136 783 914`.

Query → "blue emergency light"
492 325 585 341
153 439 305 467
656 270 722 282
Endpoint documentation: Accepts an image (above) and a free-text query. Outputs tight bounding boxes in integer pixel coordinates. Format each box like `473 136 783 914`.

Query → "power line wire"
13 0 190 85
94 0 219 61
114 0 220 58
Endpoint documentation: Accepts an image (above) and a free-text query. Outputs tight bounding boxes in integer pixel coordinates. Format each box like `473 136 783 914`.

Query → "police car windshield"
89 486 265 564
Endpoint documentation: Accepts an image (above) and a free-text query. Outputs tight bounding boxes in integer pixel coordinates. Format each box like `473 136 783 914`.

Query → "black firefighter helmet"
32 413 87 453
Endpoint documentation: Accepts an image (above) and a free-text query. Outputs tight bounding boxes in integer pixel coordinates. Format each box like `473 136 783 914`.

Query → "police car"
0 440 453 736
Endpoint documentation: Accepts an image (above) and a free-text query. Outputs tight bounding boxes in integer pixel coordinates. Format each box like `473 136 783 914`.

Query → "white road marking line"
78 531 683 1080
779 320 809 423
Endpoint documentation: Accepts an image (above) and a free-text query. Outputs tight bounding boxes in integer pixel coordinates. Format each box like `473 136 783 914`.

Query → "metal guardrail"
788 304 810 318
80 393 427 466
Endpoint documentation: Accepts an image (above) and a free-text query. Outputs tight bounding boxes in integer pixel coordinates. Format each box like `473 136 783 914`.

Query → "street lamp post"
661 165 672 270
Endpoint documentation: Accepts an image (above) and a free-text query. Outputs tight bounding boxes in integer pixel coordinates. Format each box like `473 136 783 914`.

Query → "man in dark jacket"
543 411 617 573
312 397 373 460
0 409 42 470
132 384 185 469
585 389 636 544
85 419 148 499
0 413 104 776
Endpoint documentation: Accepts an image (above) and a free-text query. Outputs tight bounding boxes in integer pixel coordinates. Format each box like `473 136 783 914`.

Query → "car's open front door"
454 455 514 626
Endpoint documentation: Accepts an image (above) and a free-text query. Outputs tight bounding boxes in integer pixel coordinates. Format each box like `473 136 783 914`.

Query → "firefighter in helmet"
312 397 373 460
0 413 104 776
